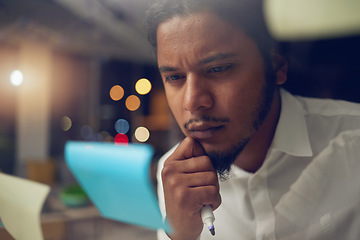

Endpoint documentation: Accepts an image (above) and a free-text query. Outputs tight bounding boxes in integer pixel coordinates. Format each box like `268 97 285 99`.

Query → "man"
145 0 360 239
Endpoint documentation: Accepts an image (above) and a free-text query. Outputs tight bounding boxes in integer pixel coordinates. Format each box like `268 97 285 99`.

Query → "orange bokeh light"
109 85 124 101
125 95 141 111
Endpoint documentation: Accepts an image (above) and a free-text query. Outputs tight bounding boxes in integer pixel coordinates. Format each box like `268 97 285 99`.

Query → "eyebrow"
198 52 237 65
158 66 178 73
158 52 237 73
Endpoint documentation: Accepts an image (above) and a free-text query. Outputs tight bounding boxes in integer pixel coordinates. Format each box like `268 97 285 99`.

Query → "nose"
183 74 214 113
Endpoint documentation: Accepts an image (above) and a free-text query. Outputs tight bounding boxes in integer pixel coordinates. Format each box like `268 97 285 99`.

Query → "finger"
186 171 219 188
165 169 218 188
162 165 217 195
164 155 215 174
188 186 222 211
170 185 221 213
171 137 205 160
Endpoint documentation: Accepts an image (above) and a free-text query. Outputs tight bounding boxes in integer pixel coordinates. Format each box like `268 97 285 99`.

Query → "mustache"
184 116 230 130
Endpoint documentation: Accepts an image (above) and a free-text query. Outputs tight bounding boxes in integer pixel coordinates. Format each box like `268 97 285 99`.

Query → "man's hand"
161 137 221 240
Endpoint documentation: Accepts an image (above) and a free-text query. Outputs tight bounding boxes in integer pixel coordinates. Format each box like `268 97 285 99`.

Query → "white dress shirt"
156 89 360 240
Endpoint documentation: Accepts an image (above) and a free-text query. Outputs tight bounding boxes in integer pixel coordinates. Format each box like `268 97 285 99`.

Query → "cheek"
165 89 185 122
217 77 264 118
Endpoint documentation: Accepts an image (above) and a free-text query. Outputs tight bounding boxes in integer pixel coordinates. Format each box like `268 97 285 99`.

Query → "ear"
271 49 288 85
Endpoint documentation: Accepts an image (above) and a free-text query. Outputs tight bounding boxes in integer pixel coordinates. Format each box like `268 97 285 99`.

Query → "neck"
234 89 281 173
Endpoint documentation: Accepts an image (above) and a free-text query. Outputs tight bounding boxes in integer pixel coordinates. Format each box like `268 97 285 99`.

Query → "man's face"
157 11 276 174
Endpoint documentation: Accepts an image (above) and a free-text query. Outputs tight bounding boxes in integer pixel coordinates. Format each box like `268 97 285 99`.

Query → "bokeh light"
104 135 114 142
134 126 150 142
10 70 24 86
100 131 111 139
94 133 104 142
61 116 72 131
135 78 152 95
80 125 93 140
109 85 124 101
125 95 141 111
115 119 130 134
115 133 129 145
101 131 113 142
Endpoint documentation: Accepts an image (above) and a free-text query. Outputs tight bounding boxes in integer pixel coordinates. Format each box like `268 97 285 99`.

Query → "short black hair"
144 0 278 60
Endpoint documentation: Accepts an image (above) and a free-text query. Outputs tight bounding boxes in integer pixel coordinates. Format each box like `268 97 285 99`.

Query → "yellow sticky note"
264 0 360 40
0 173 50 240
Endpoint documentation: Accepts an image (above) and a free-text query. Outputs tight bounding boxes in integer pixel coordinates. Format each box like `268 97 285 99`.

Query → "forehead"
156 11 258 65
158 11 229 37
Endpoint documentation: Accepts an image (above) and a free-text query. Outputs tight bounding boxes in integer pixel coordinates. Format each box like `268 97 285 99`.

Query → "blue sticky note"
64 141 170 232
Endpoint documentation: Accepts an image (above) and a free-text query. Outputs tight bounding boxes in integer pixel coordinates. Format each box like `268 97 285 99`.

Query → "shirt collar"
270 89 313 157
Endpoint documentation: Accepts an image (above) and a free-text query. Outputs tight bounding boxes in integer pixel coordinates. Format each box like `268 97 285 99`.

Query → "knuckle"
162 168 183 190
161 165 170 178
161 163 176 178
174 187 190 205
167 174 181 189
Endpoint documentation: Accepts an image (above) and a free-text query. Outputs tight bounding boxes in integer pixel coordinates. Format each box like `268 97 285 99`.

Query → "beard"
206 73 276 180
206 138 249 180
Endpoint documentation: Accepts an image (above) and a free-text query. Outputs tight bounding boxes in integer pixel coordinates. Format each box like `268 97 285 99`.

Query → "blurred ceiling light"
110 85 124 101
135 78 152 95
125 95 141 111
10 70 24 86
61 116 72 131
134 126 150 142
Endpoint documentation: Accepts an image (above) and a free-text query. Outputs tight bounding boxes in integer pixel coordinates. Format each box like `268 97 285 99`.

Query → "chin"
205 137 250 176
201 141 233 154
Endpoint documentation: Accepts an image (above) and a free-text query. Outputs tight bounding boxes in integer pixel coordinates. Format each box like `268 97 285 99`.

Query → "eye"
207 65 233 73
165 74 185 83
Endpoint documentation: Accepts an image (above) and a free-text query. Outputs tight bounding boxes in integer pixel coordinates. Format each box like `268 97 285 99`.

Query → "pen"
201 205 215 236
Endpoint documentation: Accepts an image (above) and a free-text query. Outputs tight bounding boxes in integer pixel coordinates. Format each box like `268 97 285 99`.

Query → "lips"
187 123 225 140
